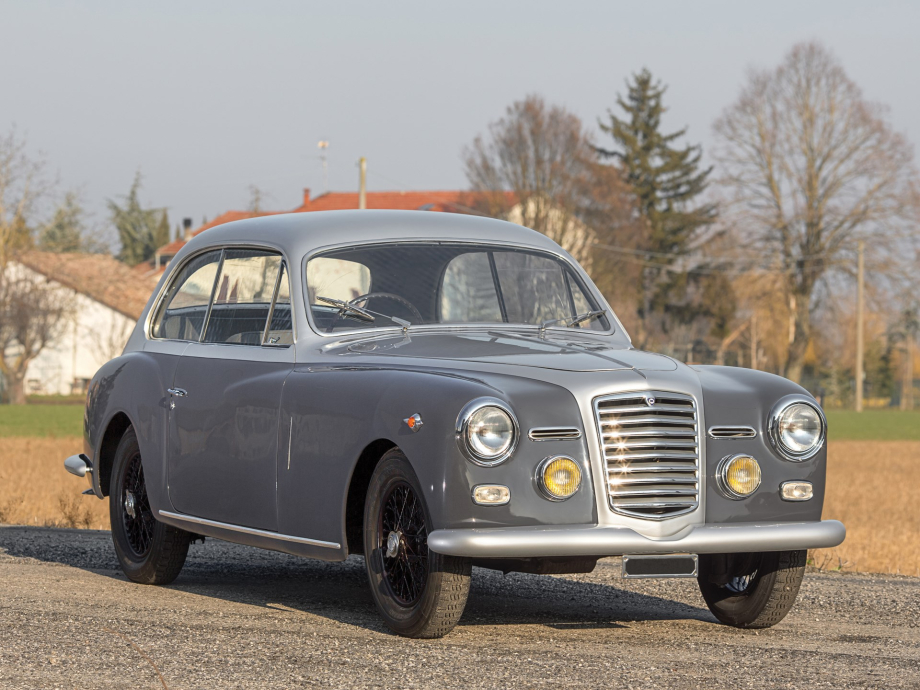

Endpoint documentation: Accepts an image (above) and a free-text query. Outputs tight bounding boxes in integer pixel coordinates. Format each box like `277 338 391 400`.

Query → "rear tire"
363 449 471 638
697 550 806 629
110 427 191 585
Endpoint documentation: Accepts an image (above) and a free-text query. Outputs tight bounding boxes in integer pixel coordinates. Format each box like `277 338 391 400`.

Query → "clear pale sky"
3 0 919 240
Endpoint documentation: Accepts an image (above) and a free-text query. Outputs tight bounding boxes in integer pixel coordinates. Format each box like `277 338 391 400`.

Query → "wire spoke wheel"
724 570 758 594
121 450 155 558
697 551 807 629
379 481 429 606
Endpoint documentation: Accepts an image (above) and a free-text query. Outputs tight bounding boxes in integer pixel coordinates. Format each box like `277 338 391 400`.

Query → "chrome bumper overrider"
428 520 845 558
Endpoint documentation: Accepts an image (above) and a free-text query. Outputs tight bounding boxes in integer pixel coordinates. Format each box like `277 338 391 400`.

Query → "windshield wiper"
317 295 374 322
539 309 607 339
316 295 412 332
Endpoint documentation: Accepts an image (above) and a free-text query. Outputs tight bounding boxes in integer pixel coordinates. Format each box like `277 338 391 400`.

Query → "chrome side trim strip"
427 520 846 558
158 510 340 549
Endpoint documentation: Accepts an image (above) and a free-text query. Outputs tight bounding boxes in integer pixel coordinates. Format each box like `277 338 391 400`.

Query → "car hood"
323 331 678 373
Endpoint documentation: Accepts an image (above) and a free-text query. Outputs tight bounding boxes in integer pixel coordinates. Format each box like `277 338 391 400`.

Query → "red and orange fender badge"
403 413 423 432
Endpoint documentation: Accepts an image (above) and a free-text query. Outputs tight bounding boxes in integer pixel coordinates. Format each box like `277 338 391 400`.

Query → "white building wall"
4 263 137 396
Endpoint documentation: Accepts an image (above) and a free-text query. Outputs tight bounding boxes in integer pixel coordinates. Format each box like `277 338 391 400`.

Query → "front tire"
110 427 191 585
697 550 806 628
363 449 471 638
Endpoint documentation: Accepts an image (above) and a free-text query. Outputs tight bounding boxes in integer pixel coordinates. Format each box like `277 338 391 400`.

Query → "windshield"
305 243 610 333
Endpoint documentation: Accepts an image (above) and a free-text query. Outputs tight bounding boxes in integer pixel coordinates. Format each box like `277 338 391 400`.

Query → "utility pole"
750 313 757 370
904 337 915 411
856 240 865 412
358 157 367 210
855 240 865 412
317 140 329 194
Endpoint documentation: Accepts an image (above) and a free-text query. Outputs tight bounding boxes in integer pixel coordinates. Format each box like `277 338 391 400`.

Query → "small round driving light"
456 398 519 466
717 454 762 500
537 456 582 501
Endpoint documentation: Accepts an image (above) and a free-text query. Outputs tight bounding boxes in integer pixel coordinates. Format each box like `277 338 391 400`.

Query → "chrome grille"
594 391 700 519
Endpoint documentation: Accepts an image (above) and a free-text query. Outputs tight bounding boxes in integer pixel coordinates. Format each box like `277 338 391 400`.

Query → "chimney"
183 217 193 241
303 188 311 206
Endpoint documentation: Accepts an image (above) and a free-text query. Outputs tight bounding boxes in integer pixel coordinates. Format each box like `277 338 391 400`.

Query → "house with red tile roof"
4 251 159 397
147 188 514 275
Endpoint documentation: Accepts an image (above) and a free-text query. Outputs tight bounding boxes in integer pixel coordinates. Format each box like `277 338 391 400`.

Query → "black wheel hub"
121 451 154 557
379 481 429 606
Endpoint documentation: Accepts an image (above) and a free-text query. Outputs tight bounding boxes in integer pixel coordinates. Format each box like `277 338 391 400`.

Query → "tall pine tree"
597 69 718 348
109 173 169 266
39 192 86 253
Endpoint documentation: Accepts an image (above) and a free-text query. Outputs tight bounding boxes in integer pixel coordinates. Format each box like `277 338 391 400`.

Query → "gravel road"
1 525 918 689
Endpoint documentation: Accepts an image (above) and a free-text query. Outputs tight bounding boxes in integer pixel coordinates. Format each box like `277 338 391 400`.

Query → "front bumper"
428 519 845 558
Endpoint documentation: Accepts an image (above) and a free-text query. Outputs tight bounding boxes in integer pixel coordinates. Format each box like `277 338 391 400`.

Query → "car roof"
177 209 565 260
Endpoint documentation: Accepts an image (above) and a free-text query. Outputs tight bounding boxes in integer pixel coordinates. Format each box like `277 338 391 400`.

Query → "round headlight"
769 399 826 461
537 456 582 501
457 398 518 465
717 454 762 499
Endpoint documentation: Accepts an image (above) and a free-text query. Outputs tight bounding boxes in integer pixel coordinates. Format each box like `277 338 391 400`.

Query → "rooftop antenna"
317 140 329 194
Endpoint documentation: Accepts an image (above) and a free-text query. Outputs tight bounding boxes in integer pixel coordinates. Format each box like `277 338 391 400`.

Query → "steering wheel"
350 292 424 324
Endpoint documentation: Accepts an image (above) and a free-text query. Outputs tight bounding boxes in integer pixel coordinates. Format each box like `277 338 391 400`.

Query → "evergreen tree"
597 69 718 346
155 206 170 249
108 173 168 266
38 192 86 253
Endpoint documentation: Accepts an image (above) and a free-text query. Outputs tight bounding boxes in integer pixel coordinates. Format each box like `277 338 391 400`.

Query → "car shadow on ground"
0 525 715 635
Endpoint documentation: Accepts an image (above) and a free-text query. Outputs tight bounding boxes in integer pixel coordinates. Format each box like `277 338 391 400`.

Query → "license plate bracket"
622 554 698 579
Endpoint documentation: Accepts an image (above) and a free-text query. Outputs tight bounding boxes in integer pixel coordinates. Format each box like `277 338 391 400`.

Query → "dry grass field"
815 440 920 576
0 437 917 575
0 438 109 530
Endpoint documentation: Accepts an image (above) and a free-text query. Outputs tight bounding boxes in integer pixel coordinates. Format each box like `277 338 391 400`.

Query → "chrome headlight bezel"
767 396 827 462
456 397 519 466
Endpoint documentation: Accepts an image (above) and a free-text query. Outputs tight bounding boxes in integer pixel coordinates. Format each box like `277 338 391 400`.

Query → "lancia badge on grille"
645 396 656 406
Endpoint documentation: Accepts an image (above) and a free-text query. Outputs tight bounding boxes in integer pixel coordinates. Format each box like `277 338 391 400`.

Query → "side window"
440 252 502 323
152 250 222 341
568 273 608 331
306 256 371 304
265 263 293 346
493 252 570 324
306 256 372 331
203 249 282 345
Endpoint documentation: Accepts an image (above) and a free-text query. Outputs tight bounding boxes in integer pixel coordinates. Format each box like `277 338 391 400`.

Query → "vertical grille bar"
594 391 700 520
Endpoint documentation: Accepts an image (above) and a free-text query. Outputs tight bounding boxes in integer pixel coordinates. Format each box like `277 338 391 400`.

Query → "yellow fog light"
717 454 762 499
780 481 813 501
537 456 582 501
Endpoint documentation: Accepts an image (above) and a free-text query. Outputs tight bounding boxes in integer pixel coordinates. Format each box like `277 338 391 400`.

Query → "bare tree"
84 314 134 364
0 128 46 266
0 266 70 404
713 42 918 382
464 95 600 266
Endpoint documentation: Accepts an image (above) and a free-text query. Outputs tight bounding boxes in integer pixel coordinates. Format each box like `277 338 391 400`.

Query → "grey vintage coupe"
65 210 845 638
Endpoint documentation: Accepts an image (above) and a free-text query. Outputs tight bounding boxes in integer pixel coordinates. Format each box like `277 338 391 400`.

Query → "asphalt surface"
1 525 918 689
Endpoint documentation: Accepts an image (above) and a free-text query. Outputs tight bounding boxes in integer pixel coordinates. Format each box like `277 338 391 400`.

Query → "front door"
166 248 295 531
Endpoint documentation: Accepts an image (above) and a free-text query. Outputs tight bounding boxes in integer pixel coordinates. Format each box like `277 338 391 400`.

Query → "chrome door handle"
167 388 188 397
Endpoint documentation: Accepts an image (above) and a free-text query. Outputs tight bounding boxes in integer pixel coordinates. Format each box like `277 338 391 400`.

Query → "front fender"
695 365 826 524
277 365 597 550
84 350 181 512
